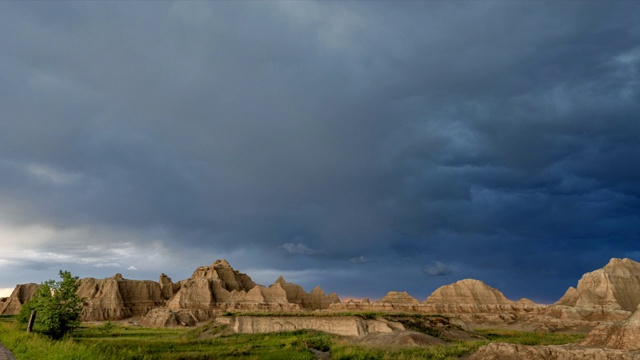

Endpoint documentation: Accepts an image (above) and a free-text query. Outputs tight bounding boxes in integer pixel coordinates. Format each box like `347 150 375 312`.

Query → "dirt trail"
0 343 15 360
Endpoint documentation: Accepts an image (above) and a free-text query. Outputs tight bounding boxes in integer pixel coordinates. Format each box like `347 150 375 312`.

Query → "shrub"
28 270 83 339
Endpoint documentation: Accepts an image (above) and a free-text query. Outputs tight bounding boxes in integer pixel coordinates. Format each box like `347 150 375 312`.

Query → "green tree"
28 270 84 339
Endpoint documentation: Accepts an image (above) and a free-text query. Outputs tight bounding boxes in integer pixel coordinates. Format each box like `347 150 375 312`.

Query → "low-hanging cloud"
424 262 453 277
281 243 324 256
94 263 121 268
350 256 375 264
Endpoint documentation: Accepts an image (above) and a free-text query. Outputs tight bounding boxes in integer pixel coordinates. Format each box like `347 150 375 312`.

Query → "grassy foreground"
0 317 585 360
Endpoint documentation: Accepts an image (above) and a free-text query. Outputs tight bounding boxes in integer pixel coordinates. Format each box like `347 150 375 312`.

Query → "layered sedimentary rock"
190 260 257 291
516 298 538 306
374 291 422 311
557 258 640 312
7 256 640 332
275 276 341 310
224 315 399 336
328 279 592 331
330 280 535 322
424 279 513 306
159 273 179 299
329 291 424 312
0 283 39 315
379 291 421 305
418 279 551 328
469 343 640 360
310 286 341 309
140 308 198 327
420 277 632 329
582 305 640 350
165 260 298 314
542 303 630 323
218 314 480 342
78 273 167 321
333 280 520 314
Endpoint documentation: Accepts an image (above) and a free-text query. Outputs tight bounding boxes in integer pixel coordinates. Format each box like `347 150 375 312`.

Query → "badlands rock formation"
159 273 179 299
190 259 257 290
4 255 640 337
469 343 640 360
582 304 640 350
348 278 598 331
331 280 525 316
165 259 298 315
221 315 402 337
0 283 38 315
0 259 343 321
78 273 167 321
420 279 554 329
329 291 423 312
424 279 512 306
557 258 640 312
379 291 421 305
214 314 481 342
275 276 340 310
140 308 198 327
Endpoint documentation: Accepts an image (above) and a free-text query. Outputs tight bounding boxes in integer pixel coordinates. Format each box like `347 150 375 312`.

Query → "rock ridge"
4 256 640 332
556 258 640 312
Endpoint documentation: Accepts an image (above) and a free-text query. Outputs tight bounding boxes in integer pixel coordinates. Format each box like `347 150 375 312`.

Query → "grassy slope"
0 317 585 360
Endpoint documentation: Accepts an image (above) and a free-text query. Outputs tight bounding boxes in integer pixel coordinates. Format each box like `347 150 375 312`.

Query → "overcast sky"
1 1 639 303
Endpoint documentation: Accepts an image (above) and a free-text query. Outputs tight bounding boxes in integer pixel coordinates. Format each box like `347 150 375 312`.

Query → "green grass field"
0 316 585 360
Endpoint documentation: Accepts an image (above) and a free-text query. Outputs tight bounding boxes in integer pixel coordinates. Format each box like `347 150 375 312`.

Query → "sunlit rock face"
140 308 198 327
165 259 298 314
423 279 514 307
78 274 166 321
556 258 640 312
582 304 640 350
379 291 421 305
0 283 39 315
6 256 640 331
469 343 640 360
1 259 340 320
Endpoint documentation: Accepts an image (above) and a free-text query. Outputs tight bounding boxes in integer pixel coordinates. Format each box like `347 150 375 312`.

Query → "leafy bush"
28 270 84 339
16 300 34 325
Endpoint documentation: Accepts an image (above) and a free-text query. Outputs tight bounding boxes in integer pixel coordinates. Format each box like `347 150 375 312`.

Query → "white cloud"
127 266 138 271
281 243 324 255
616 47 640 65
26 164 82 186
0 288 14 297
0 223 134 267
0 222 174 286
350 256 374 264
94 263 121 268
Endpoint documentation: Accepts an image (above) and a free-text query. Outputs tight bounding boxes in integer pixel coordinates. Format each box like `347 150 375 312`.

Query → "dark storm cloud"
0 1 639 301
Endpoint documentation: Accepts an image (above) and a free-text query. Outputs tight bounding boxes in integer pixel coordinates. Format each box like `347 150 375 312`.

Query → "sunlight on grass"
0 319 586 360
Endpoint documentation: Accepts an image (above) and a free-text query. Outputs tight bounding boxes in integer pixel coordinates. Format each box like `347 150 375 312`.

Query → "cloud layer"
0 1 639 302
